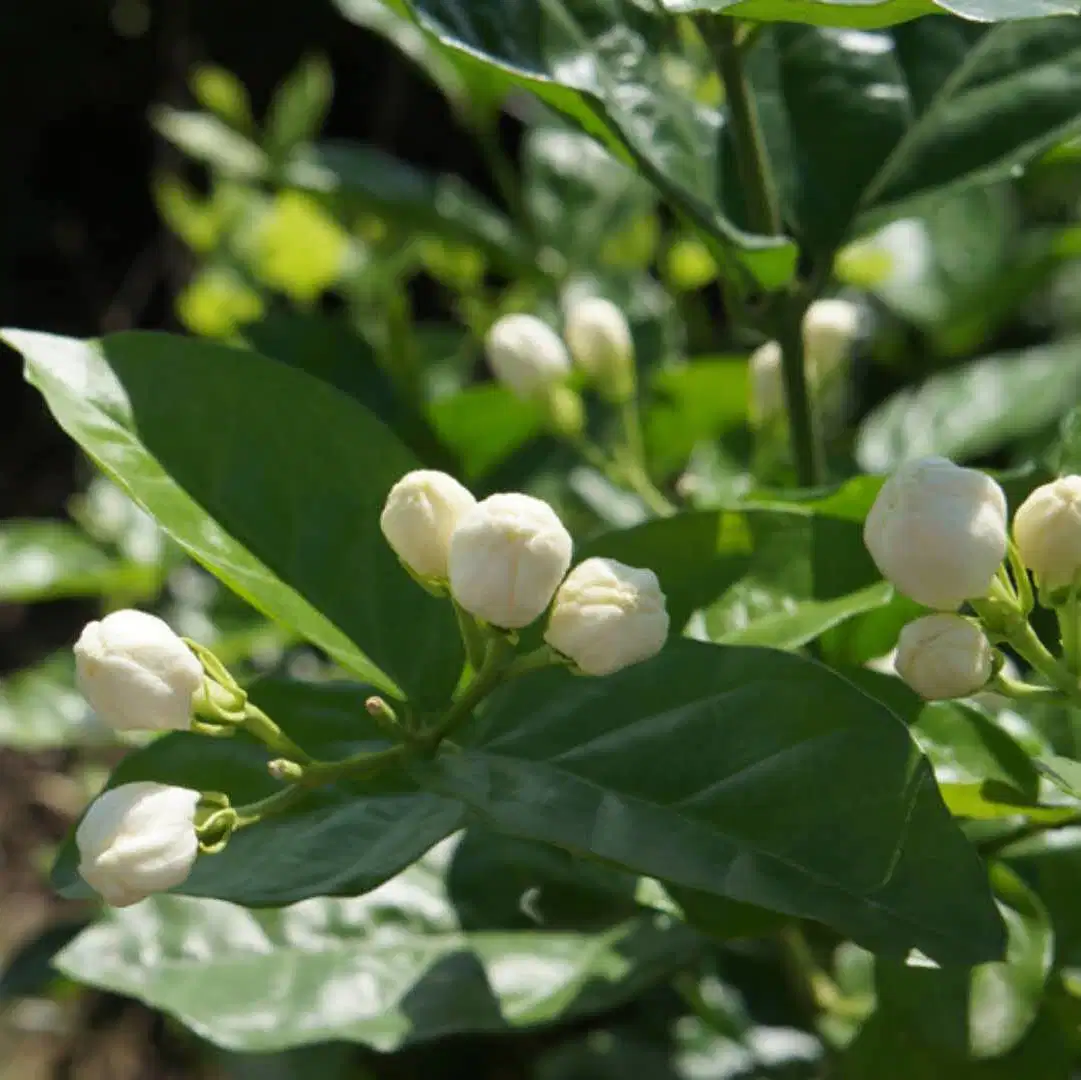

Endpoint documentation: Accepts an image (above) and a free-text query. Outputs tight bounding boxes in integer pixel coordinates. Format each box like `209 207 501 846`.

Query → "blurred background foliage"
6 2 1081 1079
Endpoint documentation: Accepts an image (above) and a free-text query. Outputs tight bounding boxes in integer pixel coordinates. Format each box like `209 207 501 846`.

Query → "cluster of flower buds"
483 295 636 435
71 609 214 906
381 470 670 675
864 455 1081 702
749 298 861 424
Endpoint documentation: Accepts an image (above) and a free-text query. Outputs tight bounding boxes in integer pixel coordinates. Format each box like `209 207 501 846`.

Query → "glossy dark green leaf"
875 866 1053 1060
412 639 1005 965
644 359 748 481
428 384 545 481
52 681 464 907
666 0 933 26
912 703 1056 823
662 882 790 941
5 329 463 703
704 509 880 642
671 0 1081 25
55 837 699 1052
0 919 89 1001
857 338 1081 472
716 581 893 650
746 20 1081 257
838 1005 1071 1079
581 511 754 634
447 829 639 932
0 520 160 603
243 312 453 469
288 142 537 275
524 122 656 272
402 0 798 289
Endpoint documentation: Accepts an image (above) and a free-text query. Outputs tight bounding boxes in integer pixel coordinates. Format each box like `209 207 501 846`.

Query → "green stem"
431 634 515 745
454 599 489 674
991 671 1062 703
623 464 678 517
1007 542 1035 616
707 18 780 236
978 811 1081 858
230 744 409 828
242 703 313 765
776 299 825 488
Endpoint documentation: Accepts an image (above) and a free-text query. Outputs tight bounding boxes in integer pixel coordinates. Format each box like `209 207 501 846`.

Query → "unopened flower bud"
74 610 203 732
542 384 585 440
1012 475 1081 592
380 470 476 581
802 298 861 379
76 782 201 906
748 298 860 423
895 614 993 700
544 557 668 675
863 457 1007 610
564 296 635 401
485 313 571 401
449 493 573 628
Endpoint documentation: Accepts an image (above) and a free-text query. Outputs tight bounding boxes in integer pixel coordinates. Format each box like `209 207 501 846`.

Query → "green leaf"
428 384 545 482
243 312 453 470
287 142 537 275
665 0 933 26
716 581 893 650
838 1006 1072 1079
402 0 798 289
447 829 640 931
152 106 268 180
4 329 463 704
0 919 89 1001
0 654 98 750
265 54 334 161
704 509 880 642
644 359 748 481
856 337 1081 472
747 20 1081 258
52 679 464 905
412 640 1005 965
0 520 160 603
875 866 1054 1060
580 511 754 634
524 121 656 273
55 837 700 1052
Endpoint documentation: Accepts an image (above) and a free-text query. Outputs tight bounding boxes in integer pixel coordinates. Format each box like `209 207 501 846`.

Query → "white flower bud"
895 614 993 700
545 557 669 675
76 782 201 906
563 296 634 400
485 313 571 401
448 493 573 628
802 298 861 379
380 469 476 581
748 298 860 423
74 610 203 732
1012 475 1081 591
863 457 1007 610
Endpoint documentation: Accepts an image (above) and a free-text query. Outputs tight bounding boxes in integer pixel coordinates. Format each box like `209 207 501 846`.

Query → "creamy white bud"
1012 475 1081 591
485 314 571 401
563 296 634 400
748 298 861 422
545 557 668 675
895 614 993 700
448 493 573 628
76 782 201 906
74 610 203 732
863 457 1007 610
380 470 476 581
802 298 861 379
